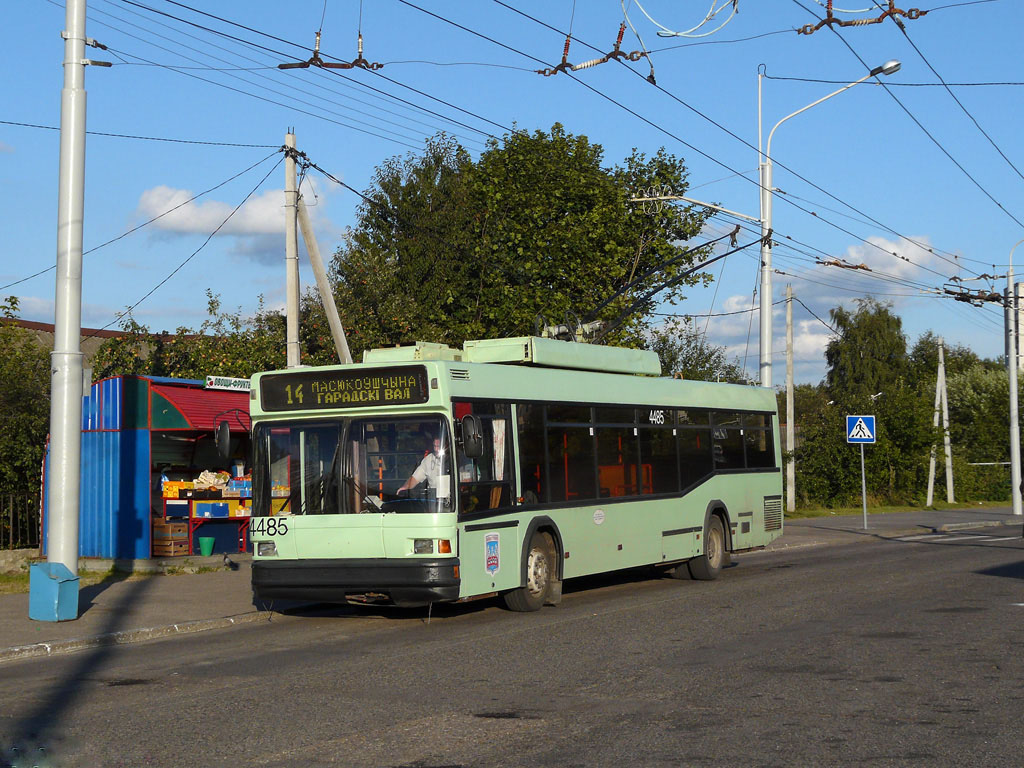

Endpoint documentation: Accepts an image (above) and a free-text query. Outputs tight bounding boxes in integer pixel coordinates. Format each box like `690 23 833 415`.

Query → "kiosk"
42 375 251 560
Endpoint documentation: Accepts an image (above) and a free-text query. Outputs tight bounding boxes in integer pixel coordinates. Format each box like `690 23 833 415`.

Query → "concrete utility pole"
49 0 89 580
939 342 954 503
1008 240 1023 516
297 196 353 364
785 284 795 512
926 338 954 506
284 131 301 368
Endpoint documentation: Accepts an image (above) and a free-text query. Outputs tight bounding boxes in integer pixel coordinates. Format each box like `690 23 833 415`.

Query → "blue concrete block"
28 562 80 622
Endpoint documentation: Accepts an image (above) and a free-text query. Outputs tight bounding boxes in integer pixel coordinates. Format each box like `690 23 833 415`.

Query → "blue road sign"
847 415 876 444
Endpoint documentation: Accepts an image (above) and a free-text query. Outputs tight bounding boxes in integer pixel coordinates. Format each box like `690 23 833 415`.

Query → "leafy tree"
907 331 992 387
647 318 748 382
825 298 908 401
91 292 302 381
331 126 712 358
0 297 51 495
91 314 156 380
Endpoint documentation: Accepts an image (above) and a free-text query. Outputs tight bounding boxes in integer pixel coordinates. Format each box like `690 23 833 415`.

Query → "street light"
1008 239 1023 516
757 60 901 388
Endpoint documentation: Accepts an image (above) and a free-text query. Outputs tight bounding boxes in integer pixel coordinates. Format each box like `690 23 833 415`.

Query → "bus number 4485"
250 517 288 537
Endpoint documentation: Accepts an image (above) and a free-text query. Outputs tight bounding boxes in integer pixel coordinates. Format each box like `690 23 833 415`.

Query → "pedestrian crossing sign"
846 415 876 444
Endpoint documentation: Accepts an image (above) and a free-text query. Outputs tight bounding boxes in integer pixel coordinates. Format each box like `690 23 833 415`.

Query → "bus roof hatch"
463 337 661 376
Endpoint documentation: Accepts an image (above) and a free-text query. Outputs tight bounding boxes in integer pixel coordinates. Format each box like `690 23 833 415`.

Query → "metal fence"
2 493 41 550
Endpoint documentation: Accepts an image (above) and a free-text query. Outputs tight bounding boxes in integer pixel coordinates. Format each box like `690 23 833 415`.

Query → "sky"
2 0 1020 385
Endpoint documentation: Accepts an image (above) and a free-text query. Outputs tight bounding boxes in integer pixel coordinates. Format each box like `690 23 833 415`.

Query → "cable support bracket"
568 23 649 74
279 31 383 71
797 2 927 36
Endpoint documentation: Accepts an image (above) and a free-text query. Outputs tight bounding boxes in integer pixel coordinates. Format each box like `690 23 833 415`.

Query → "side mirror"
461 414 484 459
215 421 231 463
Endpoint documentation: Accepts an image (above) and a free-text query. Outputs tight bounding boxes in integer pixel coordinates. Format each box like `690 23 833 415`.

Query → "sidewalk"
1 507 1020 663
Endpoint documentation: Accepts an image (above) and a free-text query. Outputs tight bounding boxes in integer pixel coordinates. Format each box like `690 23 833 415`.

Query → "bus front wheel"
688 516 727 581
503 531 556 612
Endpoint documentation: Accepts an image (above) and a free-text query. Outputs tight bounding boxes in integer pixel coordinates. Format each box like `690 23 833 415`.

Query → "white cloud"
842 234 951 280
133 182 344 264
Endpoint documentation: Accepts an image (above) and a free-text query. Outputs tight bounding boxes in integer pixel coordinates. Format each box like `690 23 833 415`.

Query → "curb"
936 520 1009 533
0 610 270 664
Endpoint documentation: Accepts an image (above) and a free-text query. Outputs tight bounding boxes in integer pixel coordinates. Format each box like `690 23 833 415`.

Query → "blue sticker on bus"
485 532 500 575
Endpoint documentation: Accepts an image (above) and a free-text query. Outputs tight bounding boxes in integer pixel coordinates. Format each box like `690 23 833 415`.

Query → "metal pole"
1008 239 1023 516
758 155 773 388
284 132 301 368
297 196 353 364
861 443 868 530
48 0 89 584
785 284 795 511
758 62 898 389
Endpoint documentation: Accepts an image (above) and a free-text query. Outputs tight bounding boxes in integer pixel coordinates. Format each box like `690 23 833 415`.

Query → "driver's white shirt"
411 451 444 488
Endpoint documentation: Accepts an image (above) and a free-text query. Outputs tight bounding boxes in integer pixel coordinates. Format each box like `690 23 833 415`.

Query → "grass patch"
787 499 1010 520
0 568 156 595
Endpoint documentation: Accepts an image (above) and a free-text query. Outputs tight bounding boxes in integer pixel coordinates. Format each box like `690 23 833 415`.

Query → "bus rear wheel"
503 531 556 612
688 516 727 581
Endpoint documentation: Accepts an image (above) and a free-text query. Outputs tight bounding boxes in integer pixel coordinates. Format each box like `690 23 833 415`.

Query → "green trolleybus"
247 337 782 611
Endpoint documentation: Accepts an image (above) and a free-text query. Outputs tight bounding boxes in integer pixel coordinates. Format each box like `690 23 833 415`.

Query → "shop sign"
205 375 251 392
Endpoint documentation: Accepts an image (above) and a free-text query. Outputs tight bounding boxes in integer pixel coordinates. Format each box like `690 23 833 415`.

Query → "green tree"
825 298 908 401
91 292 298 381
331 126 712 358
647 318 747 382
796 299 936 506
0 297 51 494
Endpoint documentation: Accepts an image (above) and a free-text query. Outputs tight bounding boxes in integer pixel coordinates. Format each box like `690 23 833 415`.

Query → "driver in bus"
397 433 448 496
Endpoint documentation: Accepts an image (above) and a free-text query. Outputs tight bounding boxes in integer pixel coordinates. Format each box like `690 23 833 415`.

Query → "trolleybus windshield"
252 416 453 517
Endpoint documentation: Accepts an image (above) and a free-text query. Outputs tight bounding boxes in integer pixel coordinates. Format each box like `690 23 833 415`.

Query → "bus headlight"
413 539 434 554
257 541 278 557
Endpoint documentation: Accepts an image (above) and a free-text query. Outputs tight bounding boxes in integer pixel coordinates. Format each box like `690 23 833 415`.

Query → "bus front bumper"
252 558 461 606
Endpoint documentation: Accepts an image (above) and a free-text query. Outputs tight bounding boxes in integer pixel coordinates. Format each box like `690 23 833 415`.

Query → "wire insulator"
615 22 625 49
561 34 571 63
572 58 605 71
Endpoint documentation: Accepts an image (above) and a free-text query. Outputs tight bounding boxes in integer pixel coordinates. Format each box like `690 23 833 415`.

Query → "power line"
94 0 487 147
765 75 1024 87
870 0 1024 187
0 118 276 147
115 0 508 139
486 0 985 284
0 149 281 293
87 156 284 337
790 0 1024 230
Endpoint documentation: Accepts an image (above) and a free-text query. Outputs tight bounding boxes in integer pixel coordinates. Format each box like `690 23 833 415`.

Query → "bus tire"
503 531 556 612
688 515 725 581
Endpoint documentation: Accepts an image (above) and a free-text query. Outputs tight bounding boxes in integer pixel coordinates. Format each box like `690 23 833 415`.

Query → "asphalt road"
2 528 1023 768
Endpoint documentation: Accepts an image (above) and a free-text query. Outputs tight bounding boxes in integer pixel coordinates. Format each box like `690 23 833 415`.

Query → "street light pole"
757 60 901 388
1008 239 1023 516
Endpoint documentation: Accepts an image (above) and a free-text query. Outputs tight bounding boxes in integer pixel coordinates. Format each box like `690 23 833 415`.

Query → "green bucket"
198 537 216 557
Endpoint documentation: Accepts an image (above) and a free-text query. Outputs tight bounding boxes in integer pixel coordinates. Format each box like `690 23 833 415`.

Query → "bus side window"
456 401 515 513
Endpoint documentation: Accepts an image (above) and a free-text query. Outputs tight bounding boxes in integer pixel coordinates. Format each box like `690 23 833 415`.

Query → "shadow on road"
2 575 159 764
976 560 1024 580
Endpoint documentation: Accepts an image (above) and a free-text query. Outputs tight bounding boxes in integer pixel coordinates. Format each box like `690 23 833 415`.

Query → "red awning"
151 383 251 432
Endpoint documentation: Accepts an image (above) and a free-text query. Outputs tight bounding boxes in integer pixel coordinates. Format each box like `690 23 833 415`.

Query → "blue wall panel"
101 377 122 431
82 385 101 431
43 428 151 560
